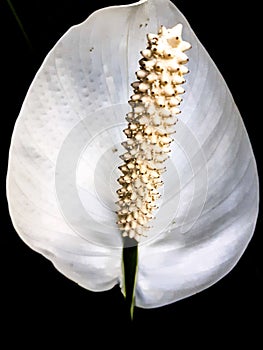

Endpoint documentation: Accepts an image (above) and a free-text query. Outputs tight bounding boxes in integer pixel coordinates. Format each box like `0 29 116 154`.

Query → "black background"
1 0 262 346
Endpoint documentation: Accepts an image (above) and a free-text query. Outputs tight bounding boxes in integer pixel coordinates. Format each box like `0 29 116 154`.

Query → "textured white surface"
117 24 191 240
7 0 259 307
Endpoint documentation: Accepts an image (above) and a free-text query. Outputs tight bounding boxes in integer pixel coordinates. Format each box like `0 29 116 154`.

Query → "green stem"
122 237 138 320
6 0 33 52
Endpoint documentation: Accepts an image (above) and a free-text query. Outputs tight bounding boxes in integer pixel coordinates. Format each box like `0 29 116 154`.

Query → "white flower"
6 0 259 310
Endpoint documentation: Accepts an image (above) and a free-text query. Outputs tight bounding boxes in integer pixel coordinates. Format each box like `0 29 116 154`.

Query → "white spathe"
6 0 259 308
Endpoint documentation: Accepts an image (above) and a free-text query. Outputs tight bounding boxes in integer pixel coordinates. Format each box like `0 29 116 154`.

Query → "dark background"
1 0 262 346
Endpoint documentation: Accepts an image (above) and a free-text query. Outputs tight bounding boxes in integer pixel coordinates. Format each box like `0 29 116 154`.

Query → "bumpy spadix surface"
117 24 191 240
7 0 259 308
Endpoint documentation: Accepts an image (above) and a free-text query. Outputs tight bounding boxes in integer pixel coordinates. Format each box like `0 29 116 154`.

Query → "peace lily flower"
6 0 259 318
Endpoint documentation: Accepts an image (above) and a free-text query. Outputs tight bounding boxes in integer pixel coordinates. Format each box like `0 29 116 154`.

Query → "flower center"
117 24 191 241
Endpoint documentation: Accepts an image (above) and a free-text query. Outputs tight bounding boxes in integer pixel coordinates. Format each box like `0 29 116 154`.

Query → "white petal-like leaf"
7 0 258 308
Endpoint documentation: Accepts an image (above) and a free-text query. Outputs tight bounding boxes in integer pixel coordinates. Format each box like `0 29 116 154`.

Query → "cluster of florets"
117 24 191 241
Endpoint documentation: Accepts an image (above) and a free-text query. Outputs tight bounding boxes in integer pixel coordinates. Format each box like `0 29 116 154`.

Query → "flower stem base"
122 238 138 320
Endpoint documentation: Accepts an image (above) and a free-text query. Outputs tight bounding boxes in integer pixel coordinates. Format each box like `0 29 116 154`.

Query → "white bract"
7 0 259 308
